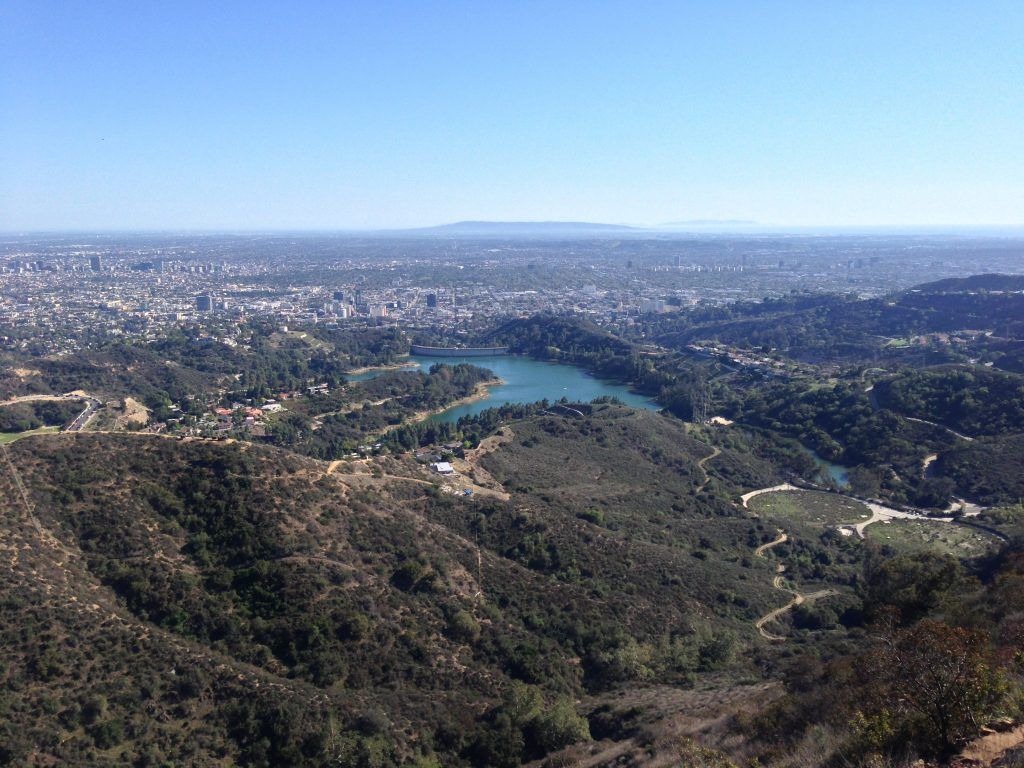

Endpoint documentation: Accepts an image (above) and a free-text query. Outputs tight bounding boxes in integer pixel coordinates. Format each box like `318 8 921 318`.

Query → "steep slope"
0 414 789 766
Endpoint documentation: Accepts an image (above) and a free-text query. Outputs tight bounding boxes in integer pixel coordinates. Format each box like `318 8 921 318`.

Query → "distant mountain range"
397 220 639 236
380 219 1024 237
394 219 767 236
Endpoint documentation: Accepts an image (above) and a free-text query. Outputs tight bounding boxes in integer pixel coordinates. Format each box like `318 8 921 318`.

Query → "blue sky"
2 1 1022 230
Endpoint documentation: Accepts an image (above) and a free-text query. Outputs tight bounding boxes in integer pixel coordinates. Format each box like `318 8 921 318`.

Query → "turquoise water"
803 446 852 488
375 354 659 422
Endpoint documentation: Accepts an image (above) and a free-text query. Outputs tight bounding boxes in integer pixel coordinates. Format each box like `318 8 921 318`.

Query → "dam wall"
410 345 509 357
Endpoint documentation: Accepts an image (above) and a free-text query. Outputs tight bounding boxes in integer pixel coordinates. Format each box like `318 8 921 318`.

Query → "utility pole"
692 378 711 424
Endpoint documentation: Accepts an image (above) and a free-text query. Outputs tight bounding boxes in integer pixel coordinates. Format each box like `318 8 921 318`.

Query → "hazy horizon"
4 221 1024 238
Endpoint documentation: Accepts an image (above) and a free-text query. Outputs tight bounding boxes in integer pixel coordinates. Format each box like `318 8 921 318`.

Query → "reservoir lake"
351 358 853 484
348 355 659 422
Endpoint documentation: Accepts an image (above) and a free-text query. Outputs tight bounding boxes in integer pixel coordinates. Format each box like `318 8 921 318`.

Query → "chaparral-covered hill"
1 404 834 767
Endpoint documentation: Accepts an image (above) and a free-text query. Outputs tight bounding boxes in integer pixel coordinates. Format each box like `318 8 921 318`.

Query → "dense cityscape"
3 231 1022 355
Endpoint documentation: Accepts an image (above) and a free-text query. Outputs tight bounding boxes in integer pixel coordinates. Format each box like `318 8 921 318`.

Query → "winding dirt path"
753 530 836 641
464 427 514 464
922 452 938 477
695 445 721 493
754 530 788 557
741 483 799 508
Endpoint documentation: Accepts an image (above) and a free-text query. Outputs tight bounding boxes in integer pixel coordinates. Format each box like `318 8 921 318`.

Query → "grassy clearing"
0 426 60 444
749 489 869 528
865 518 1000 556
270 330 332 352
884 337 913 348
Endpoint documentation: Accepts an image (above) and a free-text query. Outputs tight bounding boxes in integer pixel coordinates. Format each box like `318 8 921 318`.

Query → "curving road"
741 483 799 508
902 415 974 442
865 382 974 441
740 481 995 540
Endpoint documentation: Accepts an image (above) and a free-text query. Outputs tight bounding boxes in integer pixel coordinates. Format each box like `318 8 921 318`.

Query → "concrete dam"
410 345 509 357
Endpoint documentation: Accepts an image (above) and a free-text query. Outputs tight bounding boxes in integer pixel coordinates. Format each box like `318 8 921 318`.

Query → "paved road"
66 397 102 432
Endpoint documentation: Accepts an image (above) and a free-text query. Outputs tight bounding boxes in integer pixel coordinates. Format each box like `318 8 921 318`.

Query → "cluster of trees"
734 379 945 502
0 400 80 432
310 325 409 367
384 400 554 451
267 363 496 458
1 323 411 407
875 366 1024 437
938 434 1024 505
151 323 408 401
983 339 1024 374
463 683 590 766
0 344 219 403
